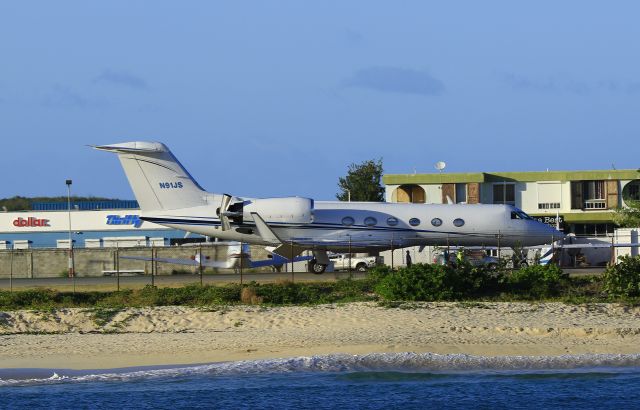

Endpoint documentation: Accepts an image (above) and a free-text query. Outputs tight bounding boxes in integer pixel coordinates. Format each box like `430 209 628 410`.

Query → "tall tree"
336 159 385 202
613 200 640 228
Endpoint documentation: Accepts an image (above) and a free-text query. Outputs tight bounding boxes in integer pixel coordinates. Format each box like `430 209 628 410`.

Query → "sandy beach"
2 302 640 370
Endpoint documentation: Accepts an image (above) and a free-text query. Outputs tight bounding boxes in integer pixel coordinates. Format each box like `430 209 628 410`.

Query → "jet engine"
218 196 313 230
243 197 314 224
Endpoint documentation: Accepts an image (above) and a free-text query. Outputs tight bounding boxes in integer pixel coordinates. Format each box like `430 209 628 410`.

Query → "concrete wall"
0 244 273 278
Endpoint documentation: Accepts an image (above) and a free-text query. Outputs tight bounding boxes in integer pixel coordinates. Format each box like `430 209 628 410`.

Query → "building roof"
383 169 640 185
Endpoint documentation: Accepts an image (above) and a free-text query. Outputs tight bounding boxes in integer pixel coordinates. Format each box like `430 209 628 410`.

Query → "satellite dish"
434 161 446 172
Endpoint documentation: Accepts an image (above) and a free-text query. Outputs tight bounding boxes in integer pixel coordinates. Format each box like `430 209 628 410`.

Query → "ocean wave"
2 352 640 387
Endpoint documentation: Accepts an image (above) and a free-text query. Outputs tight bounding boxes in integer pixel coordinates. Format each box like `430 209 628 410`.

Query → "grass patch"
0 279 376 311
90 307 122 327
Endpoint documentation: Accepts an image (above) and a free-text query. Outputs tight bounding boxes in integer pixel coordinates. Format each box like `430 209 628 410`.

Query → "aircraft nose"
529 220 564 244
543 223 565 241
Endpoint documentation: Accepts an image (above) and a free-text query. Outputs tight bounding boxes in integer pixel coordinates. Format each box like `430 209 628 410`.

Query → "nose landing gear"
308 259 327 274
308 250 330 274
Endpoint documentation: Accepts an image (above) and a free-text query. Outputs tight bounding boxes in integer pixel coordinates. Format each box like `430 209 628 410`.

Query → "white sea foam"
2 352 640 387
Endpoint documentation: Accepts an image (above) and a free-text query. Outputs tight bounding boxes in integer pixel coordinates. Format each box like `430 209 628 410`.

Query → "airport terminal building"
383 169 640 237
0 201 201 249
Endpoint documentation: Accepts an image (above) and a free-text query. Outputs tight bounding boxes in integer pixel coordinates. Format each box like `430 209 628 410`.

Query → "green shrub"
0 289 57 309
506 264 568 298
603 256 640 297
254 282 325 305
373 263 498 301
134 284 241 306
367 265 393 283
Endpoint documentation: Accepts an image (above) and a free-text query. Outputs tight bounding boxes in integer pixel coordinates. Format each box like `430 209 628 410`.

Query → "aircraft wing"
556 243 640 249
120 255 230 268
121 253 313 269
249 253 314 268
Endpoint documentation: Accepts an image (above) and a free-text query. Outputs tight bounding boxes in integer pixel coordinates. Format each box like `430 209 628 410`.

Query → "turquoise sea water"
2 353 640 409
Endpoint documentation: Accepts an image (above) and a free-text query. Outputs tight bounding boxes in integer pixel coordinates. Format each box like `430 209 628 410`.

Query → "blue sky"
1 1 639 200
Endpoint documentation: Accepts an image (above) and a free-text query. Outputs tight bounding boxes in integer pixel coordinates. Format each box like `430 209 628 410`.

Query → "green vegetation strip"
1 256 640 310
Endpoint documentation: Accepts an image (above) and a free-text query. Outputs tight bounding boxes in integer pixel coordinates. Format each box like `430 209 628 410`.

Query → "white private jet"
95 141 563 273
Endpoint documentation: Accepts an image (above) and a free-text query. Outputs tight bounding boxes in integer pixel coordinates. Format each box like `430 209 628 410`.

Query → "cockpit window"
511 209 533 220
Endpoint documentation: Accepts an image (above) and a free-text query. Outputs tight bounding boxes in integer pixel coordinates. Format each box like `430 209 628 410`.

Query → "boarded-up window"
467 183 480 204
442 184 455 204
393 185 425 203
607 180 619 209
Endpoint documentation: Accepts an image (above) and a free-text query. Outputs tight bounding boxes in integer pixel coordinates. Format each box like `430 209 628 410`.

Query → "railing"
583 199 606 209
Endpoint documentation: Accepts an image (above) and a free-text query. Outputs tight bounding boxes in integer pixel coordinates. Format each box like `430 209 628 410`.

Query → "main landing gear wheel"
308 259 327 274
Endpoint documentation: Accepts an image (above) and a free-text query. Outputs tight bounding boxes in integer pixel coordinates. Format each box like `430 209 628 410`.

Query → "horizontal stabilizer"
92 141 167 153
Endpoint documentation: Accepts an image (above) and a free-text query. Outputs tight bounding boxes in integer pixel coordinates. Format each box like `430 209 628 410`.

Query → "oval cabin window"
453 218 465 227
409 218 421 226
364 217 378 226
431 218 443 227
386 217 399 226
342 216 355 226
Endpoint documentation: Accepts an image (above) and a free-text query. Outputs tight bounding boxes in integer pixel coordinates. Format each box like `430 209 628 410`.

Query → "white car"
328 253 380 272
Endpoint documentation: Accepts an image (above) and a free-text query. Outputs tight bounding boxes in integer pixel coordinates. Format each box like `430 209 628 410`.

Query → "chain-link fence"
0 242 367 291
0 230 638 291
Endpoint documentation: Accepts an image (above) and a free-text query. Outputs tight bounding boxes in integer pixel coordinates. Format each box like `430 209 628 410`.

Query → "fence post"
446 235 451 266
289 240 294 278
9 249 13 293
72 249 76 293
116 246 120 292
239 242 243 286
610 236 616 265
199 244 203 286
390 235 394 270
348 236 352 277
289 241 295 283
151 246 155 287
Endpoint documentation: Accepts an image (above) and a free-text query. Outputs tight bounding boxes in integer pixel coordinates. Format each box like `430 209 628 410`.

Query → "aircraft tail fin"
94 141 206 211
